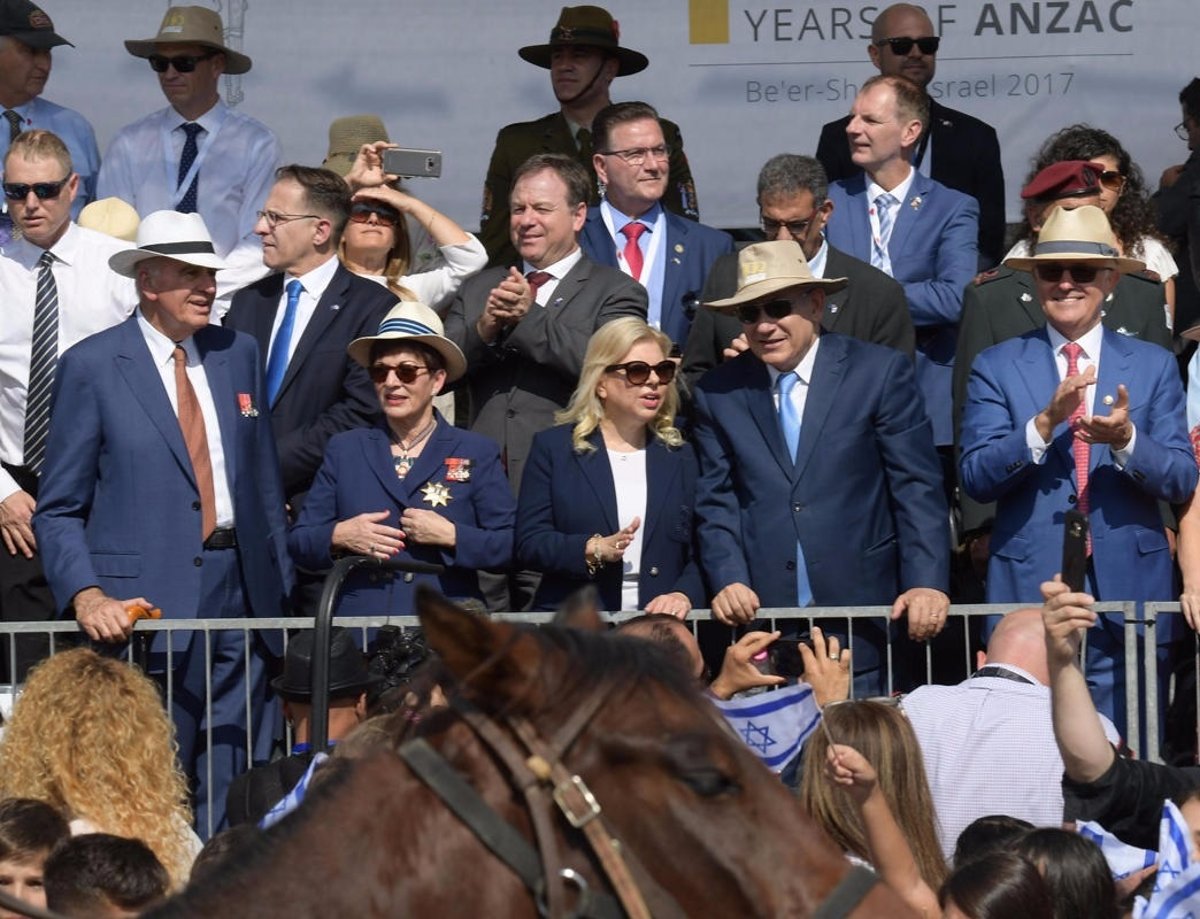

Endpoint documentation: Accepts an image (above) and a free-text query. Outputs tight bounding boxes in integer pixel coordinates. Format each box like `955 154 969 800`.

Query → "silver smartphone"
382 148 442 179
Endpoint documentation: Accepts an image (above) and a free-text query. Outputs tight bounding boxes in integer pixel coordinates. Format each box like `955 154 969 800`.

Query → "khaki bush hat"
322 115 389 178
705 240 847 311
125 6 251 75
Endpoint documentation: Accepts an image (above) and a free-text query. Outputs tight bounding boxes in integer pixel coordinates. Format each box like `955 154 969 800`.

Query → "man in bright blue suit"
824 74 978 449
33 211 293 836
693 240 950 694
579 102 732 349
960 205 1196 726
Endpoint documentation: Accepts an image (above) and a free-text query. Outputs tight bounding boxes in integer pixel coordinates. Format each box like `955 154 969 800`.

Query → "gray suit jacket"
443 254 647 492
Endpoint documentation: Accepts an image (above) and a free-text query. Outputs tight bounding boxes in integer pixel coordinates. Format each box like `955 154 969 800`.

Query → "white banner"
42 1 1196 231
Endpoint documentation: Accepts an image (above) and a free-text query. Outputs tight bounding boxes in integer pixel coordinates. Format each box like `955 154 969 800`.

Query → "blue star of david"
740 721 776 755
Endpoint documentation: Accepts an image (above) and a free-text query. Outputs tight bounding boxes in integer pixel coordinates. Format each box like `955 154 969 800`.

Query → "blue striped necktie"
24 250 57 474
871 191 898 273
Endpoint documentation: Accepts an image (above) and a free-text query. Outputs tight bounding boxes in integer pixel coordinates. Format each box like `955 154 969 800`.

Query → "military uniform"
479 111 697 267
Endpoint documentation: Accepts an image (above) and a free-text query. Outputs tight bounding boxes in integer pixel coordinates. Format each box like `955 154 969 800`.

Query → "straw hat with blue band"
347 300 467 383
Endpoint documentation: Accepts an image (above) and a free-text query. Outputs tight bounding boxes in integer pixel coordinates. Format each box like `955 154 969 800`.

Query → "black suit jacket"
816 98 1006 267
952 266 1171 533
224 263 397 509
682 242 915 387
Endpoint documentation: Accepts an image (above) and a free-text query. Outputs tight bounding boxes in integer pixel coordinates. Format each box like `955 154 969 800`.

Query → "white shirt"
136 310 234 527
268 256 341 370
608 447 647 610
1024 321 1136 466
866 168 916 276
599 199 666 328
522 247 584 306
358 234 488 312
766 337 821 421
97 99 278 304
902 663 1120 860
0 223 136 501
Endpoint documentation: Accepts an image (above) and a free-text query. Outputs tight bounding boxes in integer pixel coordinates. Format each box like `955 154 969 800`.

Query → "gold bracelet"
586 533 604 576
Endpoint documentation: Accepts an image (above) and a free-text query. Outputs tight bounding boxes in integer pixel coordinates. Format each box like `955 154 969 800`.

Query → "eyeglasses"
604 360 677 385
2 176 70 201
875 36 940 55
598 144 672 166
761 216 816 239
256 210 320 229
368 362 430 385
147 51 219 73
1097 170 1126 193
349 203 400 228
1176 122 1191 142
1033 263 1104 284
735 297 797 325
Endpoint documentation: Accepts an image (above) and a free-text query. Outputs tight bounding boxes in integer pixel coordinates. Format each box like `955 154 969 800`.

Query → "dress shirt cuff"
1111 425 1136 469
0 469 20 504
1025 416 1051 464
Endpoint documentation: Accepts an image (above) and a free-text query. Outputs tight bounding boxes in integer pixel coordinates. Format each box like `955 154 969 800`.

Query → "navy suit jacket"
34 317 292 648
288 415 515 615
825 171 978 445
960 327 1195 604
693 334 949 607
515 424 704 611
224 263 397 510
817 98 1006 266
579 206 733 348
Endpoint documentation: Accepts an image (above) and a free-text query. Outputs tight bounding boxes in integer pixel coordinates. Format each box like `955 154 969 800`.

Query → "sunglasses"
349 203 400 228
875 36 940 55
2 177 70 201
735 298 796 325
604 360 677 386
148 51 219 73
368 362 431 385
761 216 816 239
1097 170 1126 193
1032 263 1104 284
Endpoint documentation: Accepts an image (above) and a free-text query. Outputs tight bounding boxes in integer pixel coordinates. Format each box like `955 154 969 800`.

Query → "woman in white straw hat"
287 302 514 615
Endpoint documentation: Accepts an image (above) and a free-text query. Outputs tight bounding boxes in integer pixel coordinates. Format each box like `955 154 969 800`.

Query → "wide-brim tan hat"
322 115 389 178
519 5 648 76
347 301 467 384
78 197 140 242
1005 204 1144 274
125 5 251 75
108 210 227 277
705 240 847 310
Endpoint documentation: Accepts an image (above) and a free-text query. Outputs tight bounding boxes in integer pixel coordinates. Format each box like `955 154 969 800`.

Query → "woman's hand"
400 507 456 548
644 591 691 618
586 518 641 567
353 184 415 214
824 742 878 806
345 141 395 191
332 510 405 557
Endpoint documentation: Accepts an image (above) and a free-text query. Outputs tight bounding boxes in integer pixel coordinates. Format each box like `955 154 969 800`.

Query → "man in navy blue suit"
824 74 978 451
961 205 1195 725
33 211 293 836
579 102 731 349
693 240 950 693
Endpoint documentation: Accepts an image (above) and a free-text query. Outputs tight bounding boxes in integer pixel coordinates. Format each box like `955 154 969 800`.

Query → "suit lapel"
362 426 410 508
197 328 238 489
575 429 619 533
888 172 931 264
1093 328 1132 473
642 438 679 545
822 247 853 331
842 176 873 259
276 264 349 402
248 274 283 364
743 361 793 478
544 255 591 314
659 213 688 341
396 416 458 504
793 337 846 481
582 209 618 268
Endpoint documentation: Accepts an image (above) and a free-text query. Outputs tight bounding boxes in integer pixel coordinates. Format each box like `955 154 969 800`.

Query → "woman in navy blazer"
289 303 514 615
517 318 704 614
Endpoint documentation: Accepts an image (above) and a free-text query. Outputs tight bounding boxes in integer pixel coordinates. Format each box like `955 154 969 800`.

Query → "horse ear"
416 586 543 706
552 584 606 631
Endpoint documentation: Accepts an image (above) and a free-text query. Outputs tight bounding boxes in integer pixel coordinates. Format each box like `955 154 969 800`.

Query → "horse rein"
399 684 667 919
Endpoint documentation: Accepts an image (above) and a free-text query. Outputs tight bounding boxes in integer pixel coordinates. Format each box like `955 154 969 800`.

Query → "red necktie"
620 222 647 281
525 270 552 304
1062 342 1091 555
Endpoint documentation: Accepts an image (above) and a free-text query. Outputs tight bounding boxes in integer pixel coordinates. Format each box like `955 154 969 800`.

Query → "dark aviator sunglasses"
604 360 677 386
148 51 219 73
875 36 940 55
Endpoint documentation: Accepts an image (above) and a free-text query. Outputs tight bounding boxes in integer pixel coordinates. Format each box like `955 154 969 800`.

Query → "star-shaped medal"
421 482 452 507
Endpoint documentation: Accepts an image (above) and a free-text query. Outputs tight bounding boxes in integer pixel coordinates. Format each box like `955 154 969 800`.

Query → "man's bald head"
982 608 1050 685
617 615 705 680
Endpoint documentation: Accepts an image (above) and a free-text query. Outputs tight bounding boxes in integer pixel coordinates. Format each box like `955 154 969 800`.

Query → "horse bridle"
400 682 663 919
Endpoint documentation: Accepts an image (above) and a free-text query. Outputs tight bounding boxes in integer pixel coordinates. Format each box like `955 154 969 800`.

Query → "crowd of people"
1 0 1200 913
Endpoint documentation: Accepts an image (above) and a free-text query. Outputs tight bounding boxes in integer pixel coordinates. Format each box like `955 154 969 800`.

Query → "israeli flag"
259 751 330 830
711 683 821 773
1134 800 1200 918
1078 820 1156 880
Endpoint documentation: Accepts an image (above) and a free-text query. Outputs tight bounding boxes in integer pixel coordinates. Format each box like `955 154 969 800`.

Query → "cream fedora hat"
1004 204 1144 274
108 210 227 277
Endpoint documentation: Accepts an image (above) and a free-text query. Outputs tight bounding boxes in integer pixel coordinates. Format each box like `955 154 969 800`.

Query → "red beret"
1020 160 1104 201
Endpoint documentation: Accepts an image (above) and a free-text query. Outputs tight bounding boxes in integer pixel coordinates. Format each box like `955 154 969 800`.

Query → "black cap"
0 0 72 49
271 628 381 701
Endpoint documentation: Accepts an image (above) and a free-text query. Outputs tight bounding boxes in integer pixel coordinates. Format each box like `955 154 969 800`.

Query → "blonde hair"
799 700 947 889
0 650 193 889
555 317 682 453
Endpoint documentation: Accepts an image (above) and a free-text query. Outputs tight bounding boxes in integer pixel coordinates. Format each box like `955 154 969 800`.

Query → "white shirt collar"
868 166 916 207
523 246 583 280
1046 319 1105 362
766 336 822 388
285 254 340 301
176 98 226 131
137 307 198 365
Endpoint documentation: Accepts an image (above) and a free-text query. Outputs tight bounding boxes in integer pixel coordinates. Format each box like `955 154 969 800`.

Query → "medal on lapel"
421 482 452 507
237 393 259 417
444 458 472 482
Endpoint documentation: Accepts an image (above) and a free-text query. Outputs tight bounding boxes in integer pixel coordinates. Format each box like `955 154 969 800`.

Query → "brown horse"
146 589 913 918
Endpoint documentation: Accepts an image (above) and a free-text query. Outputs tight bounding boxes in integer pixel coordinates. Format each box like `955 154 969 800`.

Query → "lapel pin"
1020 292 1032 302
671 256 680 265
444 457 472 482
1103 394 1115 406
421 482 452 507
909 195 922 210
674 243 684 253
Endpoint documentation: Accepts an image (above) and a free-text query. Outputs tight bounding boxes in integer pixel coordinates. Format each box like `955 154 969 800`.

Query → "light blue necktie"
777 371 813 607
871 191 898 274
266 279 303 407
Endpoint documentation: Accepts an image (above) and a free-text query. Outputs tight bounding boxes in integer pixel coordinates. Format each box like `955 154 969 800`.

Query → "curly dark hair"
1017 124 1167 258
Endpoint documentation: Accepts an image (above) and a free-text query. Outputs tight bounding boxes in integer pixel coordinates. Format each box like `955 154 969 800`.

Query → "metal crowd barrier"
0 598 1164 838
